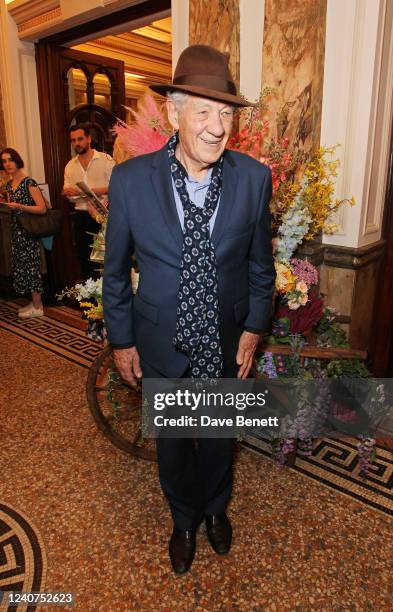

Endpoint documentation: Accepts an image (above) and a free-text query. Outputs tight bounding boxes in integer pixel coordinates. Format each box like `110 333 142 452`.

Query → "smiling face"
1 153 18 175
166 95 234 176
69 129 91 155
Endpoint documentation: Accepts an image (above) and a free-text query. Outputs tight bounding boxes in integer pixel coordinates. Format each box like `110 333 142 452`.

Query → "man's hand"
63 187 80 197
113 347 142 386
236 331 260 379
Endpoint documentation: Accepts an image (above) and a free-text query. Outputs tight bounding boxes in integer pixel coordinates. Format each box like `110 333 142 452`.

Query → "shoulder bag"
17 209 63 238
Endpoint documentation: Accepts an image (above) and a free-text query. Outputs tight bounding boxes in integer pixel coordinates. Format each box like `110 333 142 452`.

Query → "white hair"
166 91 190 112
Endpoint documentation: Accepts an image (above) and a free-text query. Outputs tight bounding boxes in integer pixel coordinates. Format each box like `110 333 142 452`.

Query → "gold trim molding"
7 0 60 28
91 32 171 62
18 8 62 33
71 26 171 82
6 0 144 40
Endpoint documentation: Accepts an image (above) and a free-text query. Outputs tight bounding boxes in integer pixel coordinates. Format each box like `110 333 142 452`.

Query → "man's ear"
166 99 180 131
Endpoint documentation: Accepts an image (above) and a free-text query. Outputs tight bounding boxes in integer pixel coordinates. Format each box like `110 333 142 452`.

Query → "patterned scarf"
168 132 224 379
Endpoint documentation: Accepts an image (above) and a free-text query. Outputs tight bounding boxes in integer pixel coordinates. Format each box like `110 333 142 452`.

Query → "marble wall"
189 0 240 88
262 0 327 154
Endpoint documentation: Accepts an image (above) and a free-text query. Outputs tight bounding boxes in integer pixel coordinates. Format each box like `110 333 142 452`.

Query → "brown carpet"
1 321 393 610
2 298 393 518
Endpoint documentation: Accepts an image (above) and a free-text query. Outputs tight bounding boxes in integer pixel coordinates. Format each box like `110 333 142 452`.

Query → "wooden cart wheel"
86 345 156 461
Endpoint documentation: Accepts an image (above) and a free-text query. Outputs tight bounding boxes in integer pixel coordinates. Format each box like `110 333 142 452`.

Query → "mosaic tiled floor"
0 300 100 368
0 503 46 612
2 299 392 517
1 299 393 610
243 436 393 517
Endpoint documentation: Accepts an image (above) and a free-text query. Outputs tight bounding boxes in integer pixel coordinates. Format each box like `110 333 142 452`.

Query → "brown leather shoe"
169 528 196 575
205 513 232 555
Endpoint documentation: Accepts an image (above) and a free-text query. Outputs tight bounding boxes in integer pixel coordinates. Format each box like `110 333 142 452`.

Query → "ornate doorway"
35 44 125 288
62 48 125 156
35 0 171 291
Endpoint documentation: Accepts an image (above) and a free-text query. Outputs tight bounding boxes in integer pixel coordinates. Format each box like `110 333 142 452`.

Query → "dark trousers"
142 357 236 531
72 212 100 280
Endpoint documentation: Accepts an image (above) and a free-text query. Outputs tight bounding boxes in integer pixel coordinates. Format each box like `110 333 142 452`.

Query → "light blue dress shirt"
171 167 220 234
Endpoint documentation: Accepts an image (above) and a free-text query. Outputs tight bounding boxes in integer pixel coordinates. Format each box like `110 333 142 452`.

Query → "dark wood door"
35 44 125 290
370 123 393 376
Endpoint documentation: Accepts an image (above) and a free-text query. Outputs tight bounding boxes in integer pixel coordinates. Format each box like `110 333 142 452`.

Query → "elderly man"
103 45 275 574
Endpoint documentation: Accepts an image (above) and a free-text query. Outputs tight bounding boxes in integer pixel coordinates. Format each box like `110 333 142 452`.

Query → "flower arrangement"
227 91 355 244
57 278 106 343
227 88 303 203
275 258 317 311
271 258 324 340
114 94 171 158
58 277 104 319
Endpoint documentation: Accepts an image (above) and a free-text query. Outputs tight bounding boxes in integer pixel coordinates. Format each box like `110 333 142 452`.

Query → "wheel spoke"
132 429 144 447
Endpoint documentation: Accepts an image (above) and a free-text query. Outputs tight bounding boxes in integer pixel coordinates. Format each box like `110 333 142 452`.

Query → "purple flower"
356 435 376 476
263 352 278 378
290 258 319 287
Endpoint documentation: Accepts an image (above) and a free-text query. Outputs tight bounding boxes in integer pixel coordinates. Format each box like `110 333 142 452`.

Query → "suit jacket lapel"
151 146 183 249
211 152 238 249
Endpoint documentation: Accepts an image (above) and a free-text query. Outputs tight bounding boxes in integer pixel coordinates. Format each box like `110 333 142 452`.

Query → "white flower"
296 281 308 293
74 277 103 301
288 299 301 310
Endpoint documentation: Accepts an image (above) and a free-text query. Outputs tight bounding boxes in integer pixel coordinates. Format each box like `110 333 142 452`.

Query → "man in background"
63 123 114 280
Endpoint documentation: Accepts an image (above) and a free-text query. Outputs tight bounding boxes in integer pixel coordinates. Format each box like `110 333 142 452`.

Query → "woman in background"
0 148 46 319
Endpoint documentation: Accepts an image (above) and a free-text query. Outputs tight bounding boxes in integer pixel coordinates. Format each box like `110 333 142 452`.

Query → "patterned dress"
6 177 43 294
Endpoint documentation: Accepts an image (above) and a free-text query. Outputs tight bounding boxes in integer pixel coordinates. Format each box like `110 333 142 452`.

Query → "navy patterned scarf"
168 132 224 379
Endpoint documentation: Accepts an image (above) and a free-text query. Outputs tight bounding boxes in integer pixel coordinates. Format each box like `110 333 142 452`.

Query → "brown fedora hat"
150 44 255 107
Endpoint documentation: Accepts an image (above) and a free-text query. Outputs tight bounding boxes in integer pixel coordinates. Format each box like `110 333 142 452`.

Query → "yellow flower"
275 262 297 293
87 311 104 320
323 221 340 234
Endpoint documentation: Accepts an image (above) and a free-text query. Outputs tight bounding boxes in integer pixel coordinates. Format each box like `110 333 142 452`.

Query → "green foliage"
325 359 371 378
315 309 348 348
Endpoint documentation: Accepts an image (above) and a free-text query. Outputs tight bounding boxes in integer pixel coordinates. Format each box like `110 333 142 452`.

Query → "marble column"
262 0 327 154
189 0 240 88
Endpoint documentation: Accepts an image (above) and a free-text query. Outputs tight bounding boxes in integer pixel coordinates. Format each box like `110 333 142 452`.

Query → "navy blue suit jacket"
103 145 275 377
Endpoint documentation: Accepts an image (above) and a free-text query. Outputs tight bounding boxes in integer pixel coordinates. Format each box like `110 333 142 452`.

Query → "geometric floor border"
0 502 47 612
242 434 393 517
0 300 100 369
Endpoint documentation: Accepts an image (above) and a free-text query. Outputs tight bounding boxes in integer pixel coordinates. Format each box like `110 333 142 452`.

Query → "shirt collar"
75 149 99 163
186 166 213 187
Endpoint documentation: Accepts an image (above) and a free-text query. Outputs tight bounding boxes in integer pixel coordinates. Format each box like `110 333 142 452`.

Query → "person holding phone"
0 147 46 318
